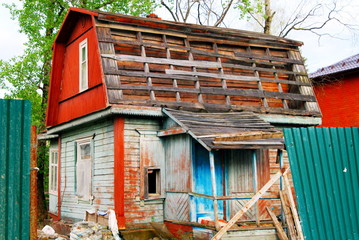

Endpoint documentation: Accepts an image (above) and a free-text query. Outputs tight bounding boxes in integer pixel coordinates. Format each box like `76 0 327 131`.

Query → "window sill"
144 196 165 201
59 83 103 103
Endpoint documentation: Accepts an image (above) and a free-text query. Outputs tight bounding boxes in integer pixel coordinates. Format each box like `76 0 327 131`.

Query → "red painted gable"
46 11 107 127
314 75 359 127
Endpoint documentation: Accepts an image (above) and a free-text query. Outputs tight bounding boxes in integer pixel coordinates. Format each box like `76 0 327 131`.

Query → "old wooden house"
44 7 321 239
310 53 359 127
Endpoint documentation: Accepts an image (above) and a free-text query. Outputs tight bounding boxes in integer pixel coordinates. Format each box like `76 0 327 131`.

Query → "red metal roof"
310 53 359 78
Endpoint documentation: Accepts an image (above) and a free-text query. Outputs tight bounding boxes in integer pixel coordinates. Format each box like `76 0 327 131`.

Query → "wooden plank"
96 14 301 48
211 169 288 240
213 42 231 105
214 131 283 141
96 22 188 38
248 46 268 109
104 69 310 88
191 48 286 68
266 207 289 240
288 50 320 114
111 84 317 102
163 34 181 102
235 51 303 65
100 38 309 80
166 69 260 81
284 174 304 240
185 39 203 104
102 54 221 68
212 140 284 146
157 127 187 137
221 62 308 79
280 191 297 240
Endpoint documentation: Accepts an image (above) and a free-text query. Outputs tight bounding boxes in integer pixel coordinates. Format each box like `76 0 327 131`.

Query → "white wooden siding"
51 120 115 220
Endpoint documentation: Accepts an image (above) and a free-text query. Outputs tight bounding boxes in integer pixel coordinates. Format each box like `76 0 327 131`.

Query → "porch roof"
163 108 284 150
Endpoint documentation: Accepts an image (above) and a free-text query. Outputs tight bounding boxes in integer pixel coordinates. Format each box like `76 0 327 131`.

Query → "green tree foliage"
0 0 157 223
1 0 157 127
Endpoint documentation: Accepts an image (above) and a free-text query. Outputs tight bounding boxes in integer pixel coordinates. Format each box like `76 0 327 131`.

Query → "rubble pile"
37 225 69 240
70 221 116 240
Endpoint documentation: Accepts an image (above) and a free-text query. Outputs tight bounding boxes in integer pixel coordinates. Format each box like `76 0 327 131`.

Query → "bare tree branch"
161 0 179 21
197 1 202 25
214 0 234 27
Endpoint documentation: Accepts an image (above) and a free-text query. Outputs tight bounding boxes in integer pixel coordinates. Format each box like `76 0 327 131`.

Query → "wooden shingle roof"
61 8 321 118
163 108 284 150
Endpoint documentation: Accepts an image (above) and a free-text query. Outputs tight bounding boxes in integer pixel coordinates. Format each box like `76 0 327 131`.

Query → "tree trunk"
37 23 53 224
264 0 274 34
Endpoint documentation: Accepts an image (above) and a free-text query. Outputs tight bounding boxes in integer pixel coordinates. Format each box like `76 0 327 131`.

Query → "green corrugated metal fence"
0 99 31 240
284 127 359 240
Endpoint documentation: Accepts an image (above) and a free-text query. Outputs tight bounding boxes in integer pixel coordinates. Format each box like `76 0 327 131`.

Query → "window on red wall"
79 38 88 92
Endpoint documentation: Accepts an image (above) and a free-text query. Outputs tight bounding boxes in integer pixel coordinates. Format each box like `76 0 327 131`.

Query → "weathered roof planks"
90 9 321 117
163 109 284 150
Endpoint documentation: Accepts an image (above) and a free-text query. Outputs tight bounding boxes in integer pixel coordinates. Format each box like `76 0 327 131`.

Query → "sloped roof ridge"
72 7 302 46
310 53 359 78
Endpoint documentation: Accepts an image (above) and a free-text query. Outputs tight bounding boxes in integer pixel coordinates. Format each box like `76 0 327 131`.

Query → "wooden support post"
284 174 304 240
278 149 285 223
30 126 38 240
252 150 259 226
280 191 297 240
209 151 220 231
266 207 289 240
114 117 126 229
212 169 288 240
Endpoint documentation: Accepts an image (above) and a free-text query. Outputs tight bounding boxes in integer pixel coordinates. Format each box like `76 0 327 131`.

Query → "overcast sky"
1 0 358 97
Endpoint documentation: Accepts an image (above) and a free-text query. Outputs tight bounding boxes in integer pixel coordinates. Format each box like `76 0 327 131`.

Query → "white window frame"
49 149 58 195
76 137 92 201
79 38 88 92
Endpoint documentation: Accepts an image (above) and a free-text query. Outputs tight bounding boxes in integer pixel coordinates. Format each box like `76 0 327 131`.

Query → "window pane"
81 63 87 89
54 166 57 191
51 167 55 191
80 143 91 160
81 46 86 61
76 140 92 200
54 152 58 164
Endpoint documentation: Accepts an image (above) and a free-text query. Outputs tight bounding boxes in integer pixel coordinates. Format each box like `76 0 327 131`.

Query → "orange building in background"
310 54 359 127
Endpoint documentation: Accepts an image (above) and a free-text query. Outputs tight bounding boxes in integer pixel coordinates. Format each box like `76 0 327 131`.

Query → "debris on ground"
37 228 69 240
42 225 56 235
69 221 118 240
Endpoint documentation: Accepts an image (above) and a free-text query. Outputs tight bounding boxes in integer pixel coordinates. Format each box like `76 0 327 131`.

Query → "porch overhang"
162 108 285 151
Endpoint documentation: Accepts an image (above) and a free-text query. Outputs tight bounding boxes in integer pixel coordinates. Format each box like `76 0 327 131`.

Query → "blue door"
192 142 224 221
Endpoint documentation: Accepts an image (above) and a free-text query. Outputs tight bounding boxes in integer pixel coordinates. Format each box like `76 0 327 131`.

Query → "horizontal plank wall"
124 117 164 226
56 120 115 220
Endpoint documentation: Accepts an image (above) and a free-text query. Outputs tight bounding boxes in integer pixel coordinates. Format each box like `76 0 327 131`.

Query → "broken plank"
211 169 287 240
214 131 283 141
266 207 289 240
284 174 304 240
157 127 186 137
280 191 297 240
